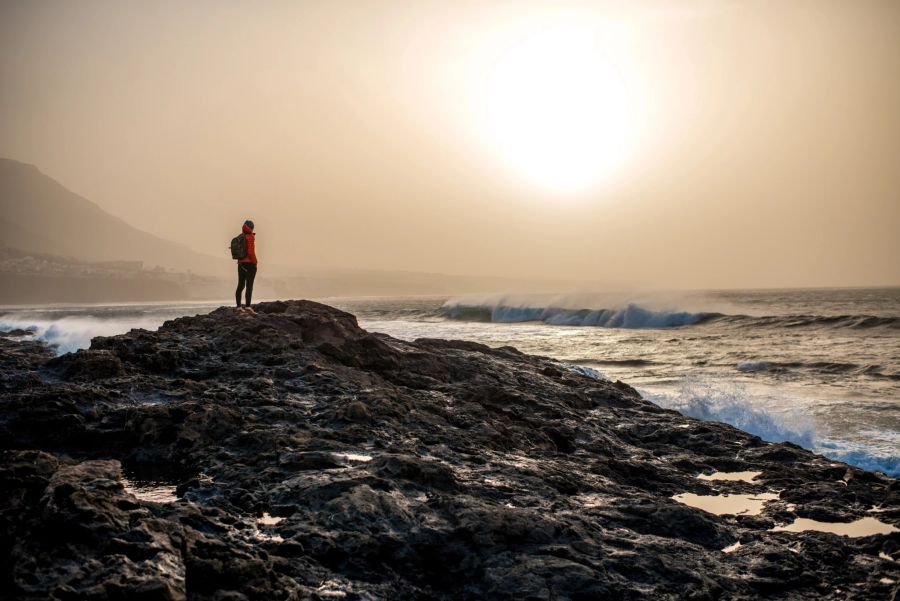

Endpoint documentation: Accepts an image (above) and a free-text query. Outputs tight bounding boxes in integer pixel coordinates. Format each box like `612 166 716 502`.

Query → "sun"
483 24 634 192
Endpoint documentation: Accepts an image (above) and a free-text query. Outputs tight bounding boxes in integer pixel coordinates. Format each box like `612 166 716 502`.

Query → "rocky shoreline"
1 300 897 600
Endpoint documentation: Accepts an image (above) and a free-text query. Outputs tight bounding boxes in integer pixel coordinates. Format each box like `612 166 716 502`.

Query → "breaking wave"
643 379 817 449
719 314 900 330
0 302 219 354
441 302 719 329
0 315 166 354
441 298 899 332
642 379 898 477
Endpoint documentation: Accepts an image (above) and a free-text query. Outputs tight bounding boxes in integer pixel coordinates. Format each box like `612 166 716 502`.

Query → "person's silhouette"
235 220 257 310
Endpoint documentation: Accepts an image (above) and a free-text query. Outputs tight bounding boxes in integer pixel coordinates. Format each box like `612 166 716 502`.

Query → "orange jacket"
240 224 258 264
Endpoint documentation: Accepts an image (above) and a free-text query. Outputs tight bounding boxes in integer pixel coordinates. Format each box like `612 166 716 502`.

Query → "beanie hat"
244 220 255 230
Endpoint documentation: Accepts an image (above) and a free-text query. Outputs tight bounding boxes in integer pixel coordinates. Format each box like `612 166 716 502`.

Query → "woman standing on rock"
234 219 258 311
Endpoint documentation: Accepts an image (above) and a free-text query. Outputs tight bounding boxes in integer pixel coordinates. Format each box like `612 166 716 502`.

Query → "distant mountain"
0 159 228 275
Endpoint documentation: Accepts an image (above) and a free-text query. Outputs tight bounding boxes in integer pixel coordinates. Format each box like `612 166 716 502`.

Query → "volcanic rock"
0 300 897 599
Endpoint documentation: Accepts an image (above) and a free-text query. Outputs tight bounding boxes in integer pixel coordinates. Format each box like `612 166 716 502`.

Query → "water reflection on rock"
697 470 762 483
121 478 178 503
771 516 897 537
672 492 779 516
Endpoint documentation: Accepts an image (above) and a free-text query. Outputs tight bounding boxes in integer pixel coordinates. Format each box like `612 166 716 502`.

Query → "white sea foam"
814 433 899 478
643 379 817 448
642 379 899 477
0 315 166 354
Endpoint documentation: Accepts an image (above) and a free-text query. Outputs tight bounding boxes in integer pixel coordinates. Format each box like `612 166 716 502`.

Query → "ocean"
2 287 898 477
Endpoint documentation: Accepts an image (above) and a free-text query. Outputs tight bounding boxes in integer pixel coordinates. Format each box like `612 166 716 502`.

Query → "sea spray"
641 378 816 448
0 302 219 354
641 378 899 477
1 314 170 354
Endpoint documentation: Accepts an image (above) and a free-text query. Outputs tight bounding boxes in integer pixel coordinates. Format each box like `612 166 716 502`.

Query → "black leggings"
236 263 257 307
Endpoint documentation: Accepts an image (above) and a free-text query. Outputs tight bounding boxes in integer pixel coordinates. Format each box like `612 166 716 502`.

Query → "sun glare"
483 24 634 192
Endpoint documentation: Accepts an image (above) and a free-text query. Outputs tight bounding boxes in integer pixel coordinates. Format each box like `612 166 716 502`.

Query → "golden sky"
2 0 898 288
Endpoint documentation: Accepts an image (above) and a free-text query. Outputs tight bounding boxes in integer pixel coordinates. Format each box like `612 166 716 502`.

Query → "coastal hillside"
0 158 227 276
0 246 232 304
0 300 897 599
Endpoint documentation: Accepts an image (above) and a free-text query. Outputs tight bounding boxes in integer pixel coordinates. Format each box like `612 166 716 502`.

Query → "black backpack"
230 233 248 260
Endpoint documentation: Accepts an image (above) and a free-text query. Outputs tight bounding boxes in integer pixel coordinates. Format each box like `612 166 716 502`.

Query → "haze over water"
2 0 899 290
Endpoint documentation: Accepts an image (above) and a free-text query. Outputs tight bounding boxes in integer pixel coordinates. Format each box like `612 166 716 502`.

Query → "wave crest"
721 313 900 330
441 302 719 329
441 295 899 333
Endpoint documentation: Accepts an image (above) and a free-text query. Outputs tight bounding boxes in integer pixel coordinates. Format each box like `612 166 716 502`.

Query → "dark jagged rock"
0 328 36 338
0 300 897 600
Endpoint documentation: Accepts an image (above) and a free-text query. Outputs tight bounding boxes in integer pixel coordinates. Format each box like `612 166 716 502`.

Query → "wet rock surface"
0 300 897 600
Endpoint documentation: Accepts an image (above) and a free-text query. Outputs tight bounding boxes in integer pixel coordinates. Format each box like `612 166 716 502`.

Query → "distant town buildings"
0 247 214 284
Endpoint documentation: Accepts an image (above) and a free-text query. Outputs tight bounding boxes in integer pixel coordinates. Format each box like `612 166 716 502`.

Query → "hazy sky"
2 0 898 289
